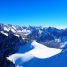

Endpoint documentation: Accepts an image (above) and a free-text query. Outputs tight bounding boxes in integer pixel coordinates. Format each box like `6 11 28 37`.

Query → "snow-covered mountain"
0 23 67 67
0 24 67 50
0 24 67 43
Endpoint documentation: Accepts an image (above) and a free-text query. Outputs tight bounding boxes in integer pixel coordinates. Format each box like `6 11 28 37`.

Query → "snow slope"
29 41 62 58
0 31 8 36
6 41 62 67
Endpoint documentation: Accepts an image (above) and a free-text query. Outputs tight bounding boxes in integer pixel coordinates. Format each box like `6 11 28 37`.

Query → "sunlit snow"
7 41 62 67
30 41 62 58
4 27 10 31
1 31 8 36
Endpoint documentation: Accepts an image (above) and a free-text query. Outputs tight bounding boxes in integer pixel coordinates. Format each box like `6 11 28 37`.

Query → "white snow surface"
6 41 62 67
30 41 62 58
54 26 67 29
11 28 16 33
4 27 10 31
1 31 8 36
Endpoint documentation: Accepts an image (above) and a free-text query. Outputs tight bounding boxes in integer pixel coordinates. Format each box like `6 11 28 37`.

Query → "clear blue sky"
0 0 67 26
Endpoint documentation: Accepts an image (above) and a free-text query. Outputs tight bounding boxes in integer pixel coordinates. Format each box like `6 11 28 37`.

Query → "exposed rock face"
0 32 25 67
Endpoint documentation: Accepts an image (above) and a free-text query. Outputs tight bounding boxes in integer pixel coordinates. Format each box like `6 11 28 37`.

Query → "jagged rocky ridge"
0 24 67 48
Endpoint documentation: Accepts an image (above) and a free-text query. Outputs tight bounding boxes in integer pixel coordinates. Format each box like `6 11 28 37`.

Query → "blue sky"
0 0 67 26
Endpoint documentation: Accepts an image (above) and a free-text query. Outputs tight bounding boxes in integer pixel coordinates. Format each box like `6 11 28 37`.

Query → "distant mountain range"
0 23 67 48
0 23 67 67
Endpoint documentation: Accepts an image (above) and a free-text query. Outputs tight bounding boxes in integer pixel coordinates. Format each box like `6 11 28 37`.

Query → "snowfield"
6 41 62 67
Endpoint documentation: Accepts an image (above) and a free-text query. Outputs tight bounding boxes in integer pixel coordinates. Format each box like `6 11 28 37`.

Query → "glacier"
6 41 62 67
